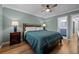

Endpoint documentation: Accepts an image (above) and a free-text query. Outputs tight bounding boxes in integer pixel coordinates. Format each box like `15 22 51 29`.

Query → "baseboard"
0 45 2 48
0 42 3 48
63 36 68 39
0 41 10 48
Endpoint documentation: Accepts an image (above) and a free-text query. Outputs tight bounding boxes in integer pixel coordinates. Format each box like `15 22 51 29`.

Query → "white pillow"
25 27 36 31
25 27 43 33
36 27 43 30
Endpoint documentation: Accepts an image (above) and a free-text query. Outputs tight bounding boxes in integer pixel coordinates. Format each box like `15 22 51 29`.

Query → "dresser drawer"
10 32 21 45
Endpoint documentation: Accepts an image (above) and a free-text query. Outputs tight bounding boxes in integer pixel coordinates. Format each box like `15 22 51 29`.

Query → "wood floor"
0 33 78 54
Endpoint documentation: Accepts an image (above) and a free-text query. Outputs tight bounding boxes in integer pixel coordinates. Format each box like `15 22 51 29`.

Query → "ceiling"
2 4 79 19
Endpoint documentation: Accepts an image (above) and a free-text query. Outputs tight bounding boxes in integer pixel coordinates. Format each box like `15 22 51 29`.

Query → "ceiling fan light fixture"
41 4 57 12
45 8 50 12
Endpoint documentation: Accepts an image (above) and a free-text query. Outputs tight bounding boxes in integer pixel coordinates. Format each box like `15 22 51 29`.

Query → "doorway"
58 16 68 39
71 14 79 34
71 14 79 53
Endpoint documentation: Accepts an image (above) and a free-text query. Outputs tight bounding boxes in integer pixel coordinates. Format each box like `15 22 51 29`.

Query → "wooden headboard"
23 23 41 31
23 23 41 40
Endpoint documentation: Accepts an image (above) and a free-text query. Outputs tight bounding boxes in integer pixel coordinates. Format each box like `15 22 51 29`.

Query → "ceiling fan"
41 4 57 12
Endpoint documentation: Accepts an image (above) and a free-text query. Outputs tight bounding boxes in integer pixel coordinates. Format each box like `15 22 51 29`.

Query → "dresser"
10 32 21 45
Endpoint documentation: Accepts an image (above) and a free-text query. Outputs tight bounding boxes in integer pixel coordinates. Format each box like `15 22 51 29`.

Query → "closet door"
58 16 68 39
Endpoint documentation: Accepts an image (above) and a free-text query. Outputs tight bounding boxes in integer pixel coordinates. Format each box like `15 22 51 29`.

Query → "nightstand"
10 32 21 45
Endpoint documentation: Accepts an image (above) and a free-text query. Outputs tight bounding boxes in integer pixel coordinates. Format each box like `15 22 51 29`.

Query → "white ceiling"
2 4 79 19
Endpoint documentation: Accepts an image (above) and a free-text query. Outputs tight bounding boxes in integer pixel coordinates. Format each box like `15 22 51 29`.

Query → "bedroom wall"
2 6 79 43
44 17 57 32
0 5 3 46
44 10 79 39
3 7 43 42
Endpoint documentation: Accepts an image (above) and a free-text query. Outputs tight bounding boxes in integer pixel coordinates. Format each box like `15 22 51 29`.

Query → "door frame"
71 14 79 34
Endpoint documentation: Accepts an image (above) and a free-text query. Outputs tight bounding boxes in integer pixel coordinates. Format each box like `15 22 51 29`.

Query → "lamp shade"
42 24 46 27
11 21 19 26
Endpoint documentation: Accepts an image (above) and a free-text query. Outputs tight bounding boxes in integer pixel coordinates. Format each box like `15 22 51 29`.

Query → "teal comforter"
24 30 62 54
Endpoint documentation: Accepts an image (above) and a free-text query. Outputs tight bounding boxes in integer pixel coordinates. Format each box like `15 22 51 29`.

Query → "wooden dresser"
10 32 21 45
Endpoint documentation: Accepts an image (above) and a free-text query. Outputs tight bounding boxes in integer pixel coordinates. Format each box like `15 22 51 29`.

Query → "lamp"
42 24 46 30
11 20 19 32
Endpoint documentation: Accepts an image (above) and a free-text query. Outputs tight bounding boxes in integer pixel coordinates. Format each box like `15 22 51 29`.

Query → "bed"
23 23 63 54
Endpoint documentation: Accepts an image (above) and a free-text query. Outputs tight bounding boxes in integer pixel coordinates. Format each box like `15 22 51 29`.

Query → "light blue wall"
45 10 79 38
0 5 3 45
44 17 57 32
2 6 79 43
3 7 43 42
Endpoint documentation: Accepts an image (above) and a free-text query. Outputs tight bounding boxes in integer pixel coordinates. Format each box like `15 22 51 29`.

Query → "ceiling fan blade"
41 8 46 12
41 4 47 7
53 4 58 7
49 10 52 12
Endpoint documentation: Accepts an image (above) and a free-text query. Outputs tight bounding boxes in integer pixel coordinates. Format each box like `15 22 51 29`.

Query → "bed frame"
23 23 62 53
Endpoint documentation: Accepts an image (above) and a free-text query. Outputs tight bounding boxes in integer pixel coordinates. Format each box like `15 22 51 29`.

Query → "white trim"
2 5 79 19
0 44 2 48
0 41 10 48
44 8 79 19
71 14 79 18
2 6 43 18
63 36 68 39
